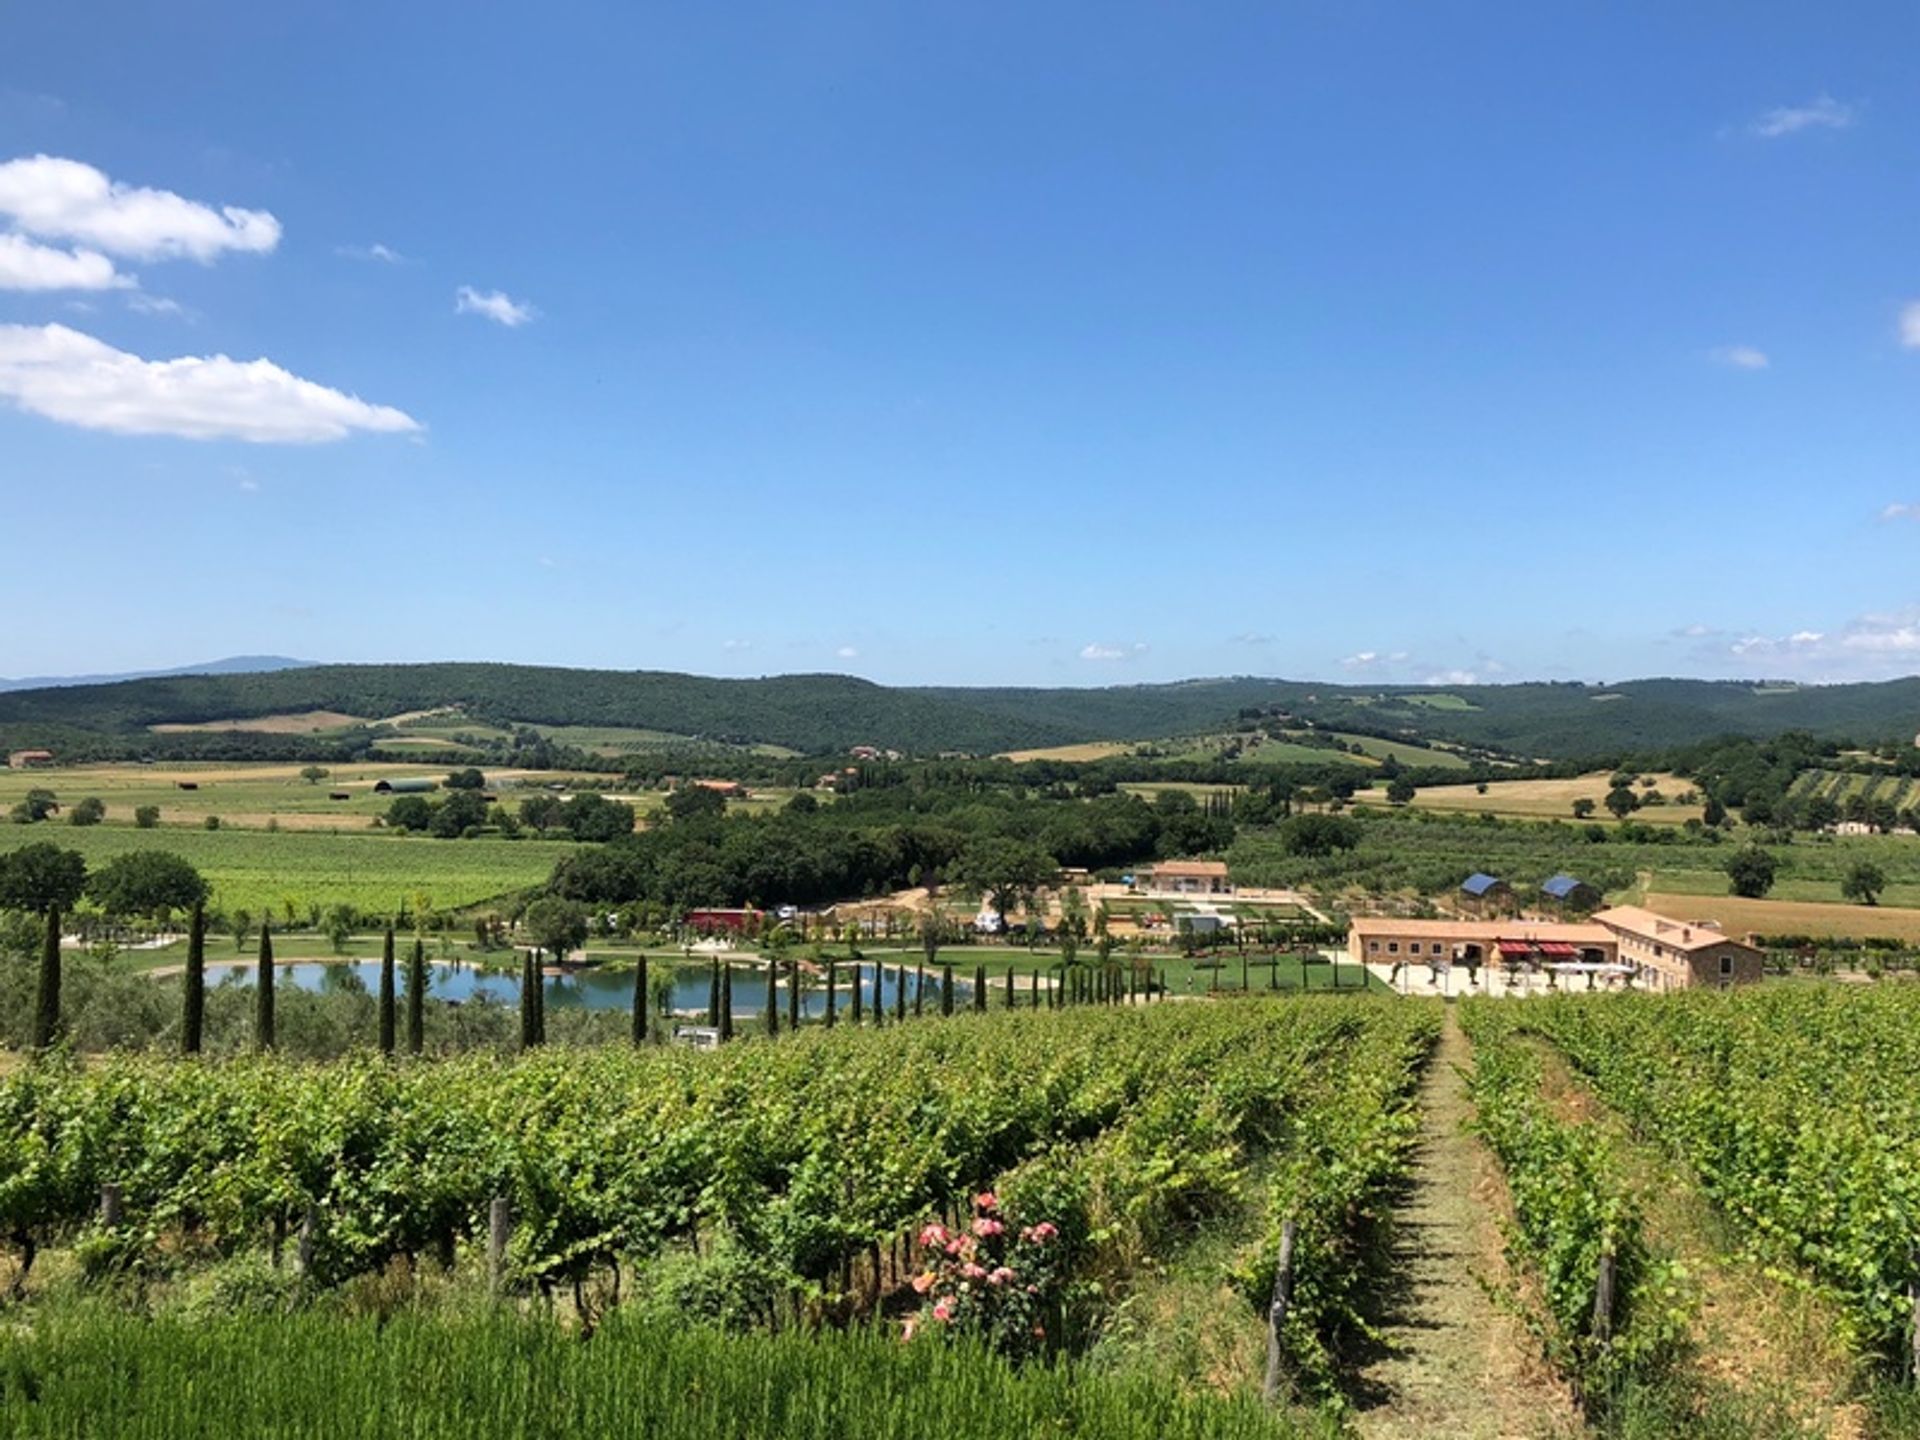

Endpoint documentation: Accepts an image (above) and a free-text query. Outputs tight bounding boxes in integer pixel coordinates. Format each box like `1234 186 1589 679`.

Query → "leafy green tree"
0 842 87 914
202 814 221 831
523 896 588 962
664 785 727 823
444 768 486 790
324 904 354 953
87 852 210 923
1702 796 1728 828
9 788 58 824
1571 798 1596 820
299 766 330 785
386 795 433 831
1841 861 1887 907
1275 813 1359 857
133 804 160 829
1604 784 1640 821
1725 846 1778 899
68 796 105 827
957 837 1054 925
229 907 253 953
1385 775 1417 806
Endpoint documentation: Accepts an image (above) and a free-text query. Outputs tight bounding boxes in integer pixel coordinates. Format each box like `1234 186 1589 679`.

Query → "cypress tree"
31 906 60 1052
1030 968 1039 1010
850 962 864 1025
519 948 536 1048
764 957 780 1037
975 964 987 1013
1241 953 1249 993
719 962 734 1042
1003 966 1013 1009
914 965 925 1018
377 926 397 1056
182 902 206 1056
531 948 546 1045
940 963 954 1016
707 958 721 1026
407 938 426 1055
893 964 905 1022
825 960 837 1028
254 920 275 1052
787 955 800 1032
632 955 648 1046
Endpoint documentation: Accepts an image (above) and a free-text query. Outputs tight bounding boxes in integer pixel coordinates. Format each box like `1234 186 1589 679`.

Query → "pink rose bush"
904 1191 1071 1359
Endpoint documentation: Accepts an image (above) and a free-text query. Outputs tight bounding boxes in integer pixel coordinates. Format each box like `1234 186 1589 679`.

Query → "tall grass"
0 1305 1318 1440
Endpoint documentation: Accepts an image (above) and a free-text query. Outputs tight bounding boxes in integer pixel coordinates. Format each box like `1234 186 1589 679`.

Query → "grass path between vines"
1530 1043 1865 1440
1353 1011 1578 1440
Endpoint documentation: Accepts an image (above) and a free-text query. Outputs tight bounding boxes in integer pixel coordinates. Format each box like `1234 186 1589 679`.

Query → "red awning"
1495 940 1534 958
1534 942 1578 958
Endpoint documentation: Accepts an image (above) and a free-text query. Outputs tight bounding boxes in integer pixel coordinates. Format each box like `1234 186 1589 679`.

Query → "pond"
204 957 973 1018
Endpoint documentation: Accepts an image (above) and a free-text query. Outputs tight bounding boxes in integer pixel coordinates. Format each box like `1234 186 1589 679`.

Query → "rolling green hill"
0 664 1916 762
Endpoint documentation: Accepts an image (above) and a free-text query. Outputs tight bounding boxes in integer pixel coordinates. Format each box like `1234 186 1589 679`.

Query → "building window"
1368 940 1380 953
1432 943 1445 955
1719 954 1733 977
1387 942 1399 955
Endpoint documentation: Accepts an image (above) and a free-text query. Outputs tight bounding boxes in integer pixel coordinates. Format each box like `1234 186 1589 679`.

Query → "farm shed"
1541 874 1602 911
373 778 439 794
1591 906 1764 989
1458 873 1511 913
7 749 53 769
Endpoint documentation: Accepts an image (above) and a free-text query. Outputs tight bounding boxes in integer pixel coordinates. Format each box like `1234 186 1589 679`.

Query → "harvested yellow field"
1644 891 1920 943
150 710 369 735
1357 771 1703 826
1000 741 1136 763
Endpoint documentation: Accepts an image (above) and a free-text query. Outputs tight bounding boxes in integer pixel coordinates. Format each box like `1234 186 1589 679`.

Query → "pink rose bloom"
975 1191 998 1211
918 1223 947 1248
932 1297 955 1323
911 1271 935 1294
971 1217 1004 1238
960 1262 987 1281
988 1266 1015 1287
945 1237 967 1256
1029 1221 1058 1243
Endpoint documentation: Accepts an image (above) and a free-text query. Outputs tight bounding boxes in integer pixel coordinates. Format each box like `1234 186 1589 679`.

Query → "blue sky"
4 2 1919 688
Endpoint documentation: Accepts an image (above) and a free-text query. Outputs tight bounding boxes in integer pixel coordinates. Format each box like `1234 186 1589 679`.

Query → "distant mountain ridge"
0 661 1917 761
0 655 314 694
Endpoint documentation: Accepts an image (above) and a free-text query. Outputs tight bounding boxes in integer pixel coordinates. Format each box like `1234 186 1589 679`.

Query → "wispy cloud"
1709 344 1769 370
1899 302 1920 350
455 285 535 327
1880 502 1920 522
1228 632 1275 646
835 645 859 659
1080 641 1149 662
721 638 752 652
125 293 187 318
0 322 420 443
1340 650 1408 671
337 242 403 264
1748 94 1857 139
0 232 131 291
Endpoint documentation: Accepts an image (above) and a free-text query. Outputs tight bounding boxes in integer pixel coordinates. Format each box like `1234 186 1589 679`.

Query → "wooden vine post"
489 1196 512 1296
1262 1218 1298 1403
1591 1246 1616 1344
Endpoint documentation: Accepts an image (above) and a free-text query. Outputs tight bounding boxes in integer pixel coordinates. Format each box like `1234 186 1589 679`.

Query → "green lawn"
0 825 577 915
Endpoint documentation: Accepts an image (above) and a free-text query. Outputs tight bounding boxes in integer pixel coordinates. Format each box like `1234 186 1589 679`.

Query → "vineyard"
0 998 1435 1434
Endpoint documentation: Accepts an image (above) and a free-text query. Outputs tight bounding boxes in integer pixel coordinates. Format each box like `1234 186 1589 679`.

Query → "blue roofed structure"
1460 873 1504 897
1541 873 1602 910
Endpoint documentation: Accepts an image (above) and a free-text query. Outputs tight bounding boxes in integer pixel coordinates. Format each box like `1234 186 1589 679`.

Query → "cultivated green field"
0 825 577 915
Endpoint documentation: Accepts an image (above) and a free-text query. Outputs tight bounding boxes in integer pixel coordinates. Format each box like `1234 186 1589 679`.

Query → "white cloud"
337 242 403 264
1748 95 1857 139
0 232 131 291
722 638 752 652
125 293 187 318
1880 502 1920 522
455 285 535 327
0 154 279 262
1423 669 1481 686
1672 622 1718 639
1229 632 1274 646
0 323 420 443
1340 649 1410 671
1710 344 1769 370
1899 302 1920 350
1079 641 1148 662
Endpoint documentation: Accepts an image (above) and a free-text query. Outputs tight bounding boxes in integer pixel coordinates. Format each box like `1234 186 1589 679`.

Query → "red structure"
684 908 764 935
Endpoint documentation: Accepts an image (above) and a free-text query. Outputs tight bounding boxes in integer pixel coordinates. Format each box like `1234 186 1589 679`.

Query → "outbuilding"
372 778 439 794
1459 873 1512 913
1541 874 1602 912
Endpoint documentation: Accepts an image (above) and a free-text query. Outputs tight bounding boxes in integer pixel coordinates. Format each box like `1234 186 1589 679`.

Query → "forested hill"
0 662 1917 760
